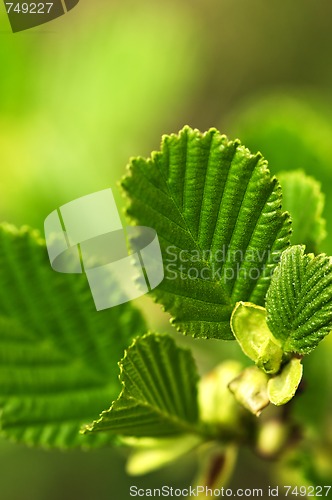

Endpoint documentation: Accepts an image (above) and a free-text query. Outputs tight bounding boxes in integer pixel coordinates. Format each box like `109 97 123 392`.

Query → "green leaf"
230 303 303 407
267 358 303 406
0 224 146 448
278 170 326 253
122 126 291 340
228 92 332 255
84 333 201 437
266 245 332 354
230 302 283 374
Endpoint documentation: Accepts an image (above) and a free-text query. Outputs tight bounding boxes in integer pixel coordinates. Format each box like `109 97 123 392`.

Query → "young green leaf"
83 333 201 437
0 224 146 448
266 245 332 354
230 302 283 374
122 126 291 340
278 170 326 253
267 358 303 406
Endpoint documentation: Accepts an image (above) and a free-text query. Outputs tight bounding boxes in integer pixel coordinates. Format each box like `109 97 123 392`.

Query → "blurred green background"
1 0 332 498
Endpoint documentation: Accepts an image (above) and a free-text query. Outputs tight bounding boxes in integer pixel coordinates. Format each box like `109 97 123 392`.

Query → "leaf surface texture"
84 333 200 437
0 225 146 448
122 127 291 339
266 245 332 354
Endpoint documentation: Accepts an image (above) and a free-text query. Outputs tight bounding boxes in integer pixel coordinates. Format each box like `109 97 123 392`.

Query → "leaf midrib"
154 137 270 305
114 395 203 437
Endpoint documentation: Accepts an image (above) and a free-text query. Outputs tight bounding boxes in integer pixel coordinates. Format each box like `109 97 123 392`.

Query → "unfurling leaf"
230 302 283 374
266 245 332 354
230 302 303 408
122 127 291 340
84 333 201 437
267 358 303 406
0 225 146 448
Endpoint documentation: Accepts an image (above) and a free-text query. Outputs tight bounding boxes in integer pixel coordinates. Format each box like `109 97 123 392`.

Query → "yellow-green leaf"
267 358 303 406
231 302 283 374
